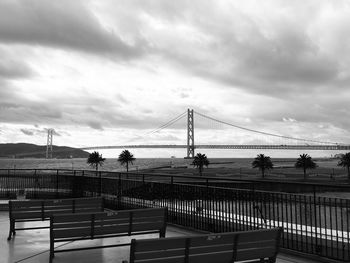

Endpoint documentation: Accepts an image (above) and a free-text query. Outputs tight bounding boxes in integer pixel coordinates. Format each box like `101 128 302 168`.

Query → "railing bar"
317 195 322 256
298 194 303 252
293 194 298 251
289 194 293 250
347 199 350 262
335 198 339 259
340 198 344 261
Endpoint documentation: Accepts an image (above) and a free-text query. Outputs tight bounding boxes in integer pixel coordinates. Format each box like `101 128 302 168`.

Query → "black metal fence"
0 169 349 262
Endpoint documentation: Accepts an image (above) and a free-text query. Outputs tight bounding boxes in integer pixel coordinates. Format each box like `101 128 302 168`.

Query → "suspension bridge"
77 109 350 158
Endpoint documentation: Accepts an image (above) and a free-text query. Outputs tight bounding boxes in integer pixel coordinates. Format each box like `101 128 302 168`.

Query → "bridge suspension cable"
194 110 340 145
144 111 187 136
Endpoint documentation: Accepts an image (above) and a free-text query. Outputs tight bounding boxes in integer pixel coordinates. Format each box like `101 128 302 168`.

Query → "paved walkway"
0 211 322 263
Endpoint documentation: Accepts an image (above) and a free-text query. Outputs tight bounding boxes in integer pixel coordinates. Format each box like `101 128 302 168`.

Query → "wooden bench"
7 196 104 240
127 227 283 263
49 207 167 262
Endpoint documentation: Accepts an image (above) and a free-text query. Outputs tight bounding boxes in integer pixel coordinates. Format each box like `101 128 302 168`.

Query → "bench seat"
50 207 168 262
7 196 104 240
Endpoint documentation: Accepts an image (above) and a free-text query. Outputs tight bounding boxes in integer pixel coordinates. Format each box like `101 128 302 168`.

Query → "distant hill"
0 143 90 159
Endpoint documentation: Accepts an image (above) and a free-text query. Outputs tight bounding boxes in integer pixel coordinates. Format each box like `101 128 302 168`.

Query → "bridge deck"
81 144 350 150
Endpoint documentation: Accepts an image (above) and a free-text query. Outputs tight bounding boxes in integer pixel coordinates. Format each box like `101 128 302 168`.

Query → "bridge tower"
46 129 53 159
186 109 195 158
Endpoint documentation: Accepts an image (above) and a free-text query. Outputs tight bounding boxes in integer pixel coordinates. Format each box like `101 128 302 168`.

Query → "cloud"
0 58 33 79
20 128 34 136
0 0 145 59
0 48 34 83
1 0 350 148
0 94 63 125
180 92 189 99
106 0 347 97
51 129 61 136
87 121 104 130
19 126 61 137
115 94 129 104
282 118 297 123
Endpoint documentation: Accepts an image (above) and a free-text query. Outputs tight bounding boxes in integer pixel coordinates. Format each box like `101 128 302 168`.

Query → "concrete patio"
0 210 329 263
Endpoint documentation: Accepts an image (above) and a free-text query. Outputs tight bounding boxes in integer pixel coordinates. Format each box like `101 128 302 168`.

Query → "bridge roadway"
81 144 350 150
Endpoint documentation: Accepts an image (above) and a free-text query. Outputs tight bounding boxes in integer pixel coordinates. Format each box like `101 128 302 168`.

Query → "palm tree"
295 153 317 180
87 151 106 171
192 153 209 176
337 152 350 181
117 150 136 172
252 154 273 178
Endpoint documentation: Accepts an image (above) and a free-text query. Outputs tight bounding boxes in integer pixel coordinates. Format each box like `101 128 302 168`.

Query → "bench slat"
135 248 185 260
12 211 43 219
131 222 166 232
190 233 237 247
53 227 92 239
189 250 235 263
236 247 276 261
237 239 276 249
190 244 234 255
134 237 187 252
134 256 185 263
237 228 280 242
93 225 130 235
52 212 106 223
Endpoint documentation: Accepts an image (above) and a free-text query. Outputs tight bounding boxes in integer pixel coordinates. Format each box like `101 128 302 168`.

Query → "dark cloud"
20 129 34 136
0 1 145 58
19 126 61 137
51 129 61 136
0 58 33 79
115 94 129 104
0 96 63 125
115 0 345 98
0 86 172 130
87 121 104 130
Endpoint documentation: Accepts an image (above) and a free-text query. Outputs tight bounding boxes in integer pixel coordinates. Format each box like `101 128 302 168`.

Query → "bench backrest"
129 227 282 263
51 207 167 241
9 197 104 220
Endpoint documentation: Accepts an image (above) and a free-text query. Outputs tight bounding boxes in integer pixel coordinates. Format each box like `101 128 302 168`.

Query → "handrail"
1 168 348 189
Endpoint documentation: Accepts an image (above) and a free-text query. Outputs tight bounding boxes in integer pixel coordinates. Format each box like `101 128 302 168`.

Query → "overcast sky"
1 0 350 157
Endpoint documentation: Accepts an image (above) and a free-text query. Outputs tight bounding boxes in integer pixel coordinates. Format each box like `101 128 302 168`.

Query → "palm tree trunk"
126 162 129 172
199 166 203 176
348 166 350 181
303 167 306 180
262 168 265 178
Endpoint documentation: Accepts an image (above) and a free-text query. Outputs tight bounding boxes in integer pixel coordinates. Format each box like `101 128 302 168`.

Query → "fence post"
118 174 122 208
99 171 102 197
6 169 10 197
313 185 318 254
170 176 174 220
56 170 59 198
